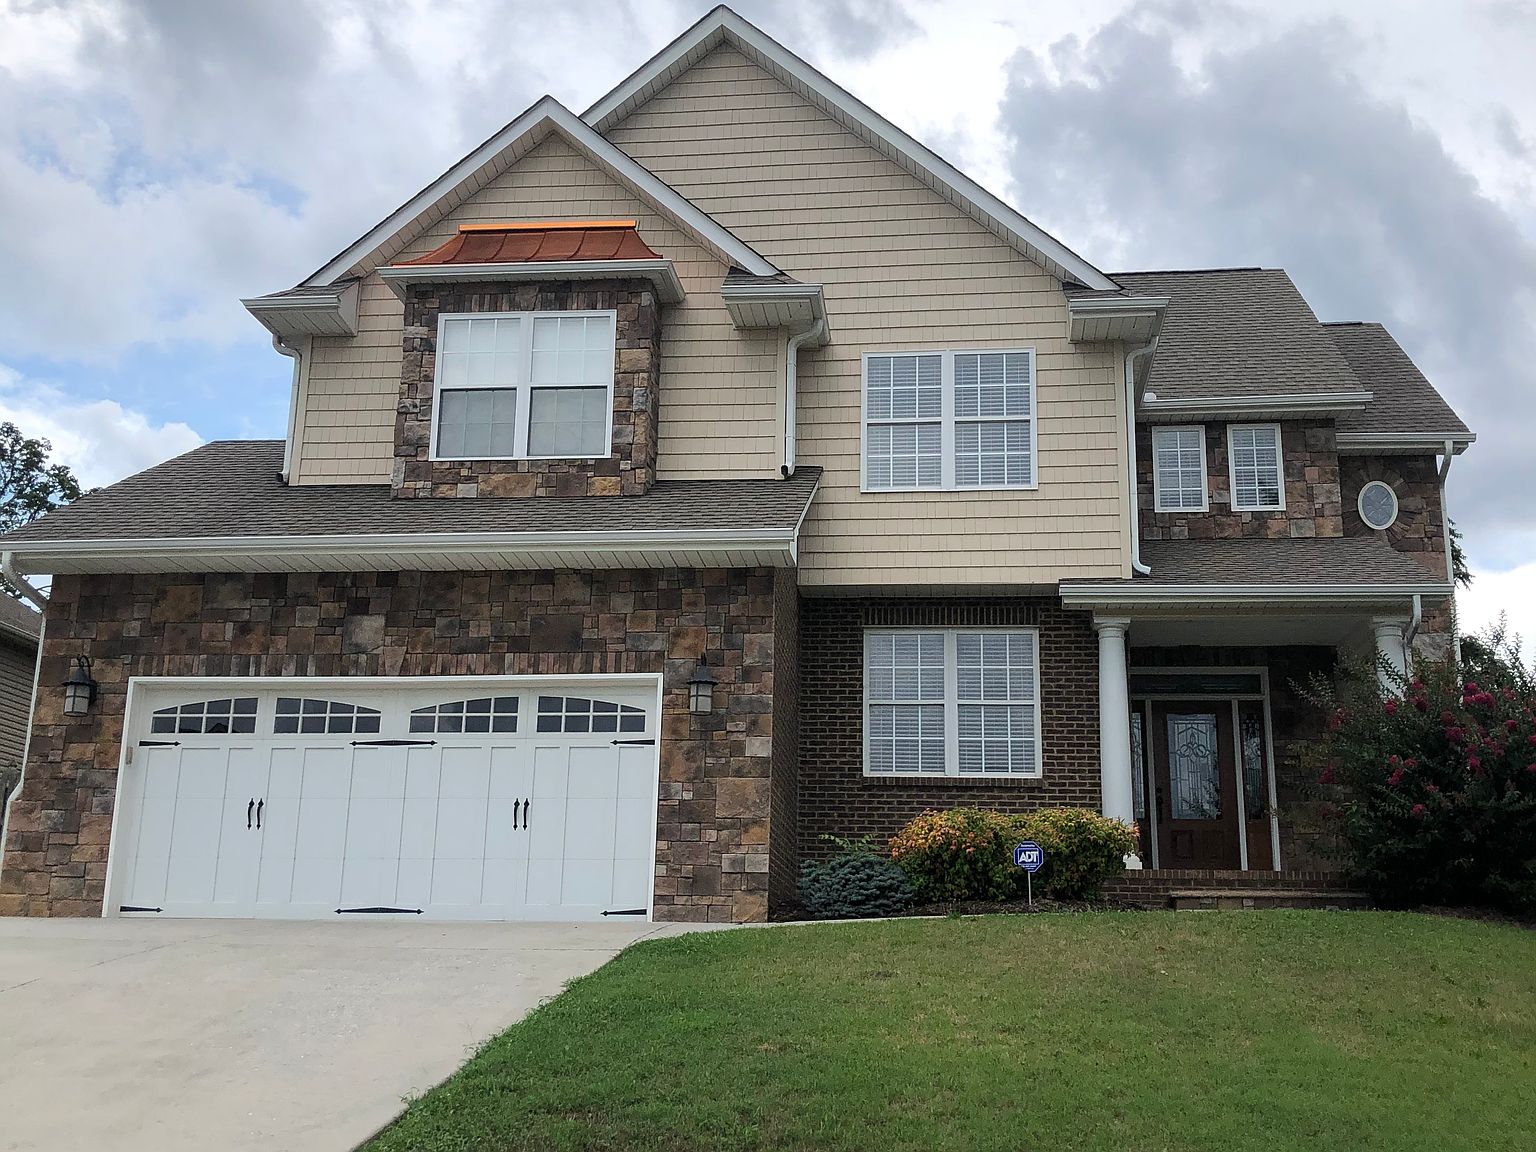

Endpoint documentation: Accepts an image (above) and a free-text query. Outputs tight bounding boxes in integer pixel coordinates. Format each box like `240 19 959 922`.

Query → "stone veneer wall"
1340 453 1454 655
0 568 785 923
394 280 660 498
1139 420 1343 540
766 570 800 911
796 598 1100 859
1130 645 1337 871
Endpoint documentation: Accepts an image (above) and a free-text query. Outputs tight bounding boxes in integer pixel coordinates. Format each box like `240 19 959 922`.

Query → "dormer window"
432 310 615 461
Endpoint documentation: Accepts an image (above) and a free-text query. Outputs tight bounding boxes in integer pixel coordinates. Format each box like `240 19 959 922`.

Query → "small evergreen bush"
798 837 915 919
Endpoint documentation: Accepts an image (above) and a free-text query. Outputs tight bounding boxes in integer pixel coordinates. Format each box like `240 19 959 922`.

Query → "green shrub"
890 806 1136 903
1305 623 1536 914
798 838 914 919
887 808 1020 901
1018 808 1138 899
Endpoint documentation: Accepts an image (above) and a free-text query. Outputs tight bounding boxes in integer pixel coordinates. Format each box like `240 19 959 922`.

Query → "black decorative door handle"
247 799 255 829
523 798 530 829
512 799 522 830
256 799 264 830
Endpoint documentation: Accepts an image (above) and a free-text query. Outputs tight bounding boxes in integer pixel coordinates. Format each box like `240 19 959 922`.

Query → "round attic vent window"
1358 480 1399 531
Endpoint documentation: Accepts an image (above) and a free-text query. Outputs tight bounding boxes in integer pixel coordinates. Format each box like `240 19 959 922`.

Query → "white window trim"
429 309 617 463
1357 480 1400 530
1226 422 1286 512
1150 425 1209 512
862 627 1044 781
859 348 1039 493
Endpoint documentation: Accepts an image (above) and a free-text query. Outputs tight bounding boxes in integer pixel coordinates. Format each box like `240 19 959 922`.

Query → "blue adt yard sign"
1014 841 1045 872
1014 840 1045 907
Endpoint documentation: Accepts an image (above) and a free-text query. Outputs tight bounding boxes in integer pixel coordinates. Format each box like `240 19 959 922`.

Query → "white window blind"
865 629 1042 778
1152 426 1207 511
1228 424 1284 510
432 310 615 461
863 349 1036 491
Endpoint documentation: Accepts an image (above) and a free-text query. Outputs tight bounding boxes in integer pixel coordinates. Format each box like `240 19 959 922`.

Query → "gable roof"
398 221 662 266
583 6 1118 291
300 97 778 286
1113 268 1367 406
1326 322 1473 444
0 593 41 648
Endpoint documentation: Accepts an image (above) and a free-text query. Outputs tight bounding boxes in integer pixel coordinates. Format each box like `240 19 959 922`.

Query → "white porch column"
1094 616 1141 868
1372 617 1409 694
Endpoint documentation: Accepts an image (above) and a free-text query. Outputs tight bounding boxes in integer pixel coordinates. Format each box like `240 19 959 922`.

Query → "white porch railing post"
1094 616 1141 869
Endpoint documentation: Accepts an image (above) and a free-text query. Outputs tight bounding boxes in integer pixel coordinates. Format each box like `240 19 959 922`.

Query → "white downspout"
273 335 303 484
1 552 48 611
1438 438 1461 665
782 318 826 478
1124 336 1159 575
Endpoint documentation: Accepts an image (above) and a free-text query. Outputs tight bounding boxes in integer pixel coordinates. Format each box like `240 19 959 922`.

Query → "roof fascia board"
1060 582 1452 609
377 259 686 304
1140 391 1373 418
303 97 776 286
1066 295 1169 314
1336 431 1476 453
583 8 1119 291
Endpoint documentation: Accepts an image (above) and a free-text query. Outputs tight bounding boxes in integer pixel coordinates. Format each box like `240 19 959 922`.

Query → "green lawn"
368 912 1536 1152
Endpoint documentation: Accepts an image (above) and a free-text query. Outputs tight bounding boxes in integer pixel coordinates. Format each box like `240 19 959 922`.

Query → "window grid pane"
866 422 942 489
1230 425 1283 509
528 386 608 457
1153 427 1206 511
955 420 1031 487
955 631 1038 777
866 632 947 776
437 388 517 458
273 698 381 735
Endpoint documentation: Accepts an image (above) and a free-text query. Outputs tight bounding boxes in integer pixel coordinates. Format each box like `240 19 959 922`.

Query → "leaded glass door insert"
1149 702 1241 868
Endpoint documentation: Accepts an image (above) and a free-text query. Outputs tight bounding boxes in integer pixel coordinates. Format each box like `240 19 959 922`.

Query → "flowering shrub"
888 808 1020 901
1306 626 1536 913
1017 808 1139 899
889 806 1136 902
798 835 915 919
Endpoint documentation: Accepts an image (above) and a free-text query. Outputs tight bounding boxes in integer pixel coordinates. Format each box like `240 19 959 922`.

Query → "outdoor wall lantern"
687 655 717 716
62 656 98 718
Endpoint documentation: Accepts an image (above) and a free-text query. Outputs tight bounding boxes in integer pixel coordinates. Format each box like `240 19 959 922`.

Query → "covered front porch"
1064 545 1450 875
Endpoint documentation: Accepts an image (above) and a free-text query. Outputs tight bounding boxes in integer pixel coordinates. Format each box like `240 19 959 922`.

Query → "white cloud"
1459 562 1536 655
0 364 201 490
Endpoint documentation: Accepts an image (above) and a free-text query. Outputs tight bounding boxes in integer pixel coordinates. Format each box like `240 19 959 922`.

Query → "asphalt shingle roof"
1325 322 1471 438
1127 537 1447 587
0 442 821 545
0 593 41 644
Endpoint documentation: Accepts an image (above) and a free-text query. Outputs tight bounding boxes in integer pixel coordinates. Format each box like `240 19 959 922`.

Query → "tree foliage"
0 422 82 535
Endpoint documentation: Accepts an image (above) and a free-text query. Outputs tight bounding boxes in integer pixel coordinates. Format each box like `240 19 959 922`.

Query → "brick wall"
766 569 800 911
797 597 1101 859
0 567 785 923
394 280 660 498
1139 420 1343 541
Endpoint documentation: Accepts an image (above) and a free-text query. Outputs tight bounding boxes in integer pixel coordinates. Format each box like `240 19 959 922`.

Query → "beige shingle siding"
292 135 785 485
0 637 35 768
607 46 1128 587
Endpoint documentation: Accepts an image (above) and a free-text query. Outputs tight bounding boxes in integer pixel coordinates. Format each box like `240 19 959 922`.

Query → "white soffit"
582 7 1119 292
720 282 828 341
301 97 778 285
240 281 359 340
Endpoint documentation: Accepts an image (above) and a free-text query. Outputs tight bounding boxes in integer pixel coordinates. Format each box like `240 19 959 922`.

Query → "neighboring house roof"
294 96 778 287
1326 322 1473 443
0 442 822 575
397 221 664 265
583 6 1118 291
1112 268 1365 405
0 594 41 649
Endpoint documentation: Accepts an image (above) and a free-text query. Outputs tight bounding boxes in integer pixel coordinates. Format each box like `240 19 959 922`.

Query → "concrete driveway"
0 917 710 1151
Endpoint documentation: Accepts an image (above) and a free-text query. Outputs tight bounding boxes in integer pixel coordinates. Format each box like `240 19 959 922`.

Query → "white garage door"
107 679 660 922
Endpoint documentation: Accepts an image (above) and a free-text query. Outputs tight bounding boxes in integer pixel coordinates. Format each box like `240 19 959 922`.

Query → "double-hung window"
432 311 615 461
1227 423 1284 511
1151 426 1208 511
863 349 1035 491
864 629 1042 778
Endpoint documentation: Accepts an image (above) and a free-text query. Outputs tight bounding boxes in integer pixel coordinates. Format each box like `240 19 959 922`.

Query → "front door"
1149 701 1241 868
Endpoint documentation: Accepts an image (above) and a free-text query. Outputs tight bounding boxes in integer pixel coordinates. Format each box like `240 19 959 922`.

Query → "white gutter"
1141 390 1372 417
1338 430 1476 453
1061 582 1453 609
1 552 48 610
1124 336 1158 576
273 336 303 483
782 318 826 477
376 259 686 305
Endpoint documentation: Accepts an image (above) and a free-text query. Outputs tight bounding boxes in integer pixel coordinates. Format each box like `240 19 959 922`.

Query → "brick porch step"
1168 888 1372 911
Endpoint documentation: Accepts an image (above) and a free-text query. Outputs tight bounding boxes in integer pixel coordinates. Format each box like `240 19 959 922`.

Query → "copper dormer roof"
399 220 663 266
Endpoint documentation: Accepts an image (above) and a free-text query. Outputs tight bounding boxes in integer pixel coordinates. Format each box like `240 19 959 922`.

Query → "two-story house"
0 7 1469 923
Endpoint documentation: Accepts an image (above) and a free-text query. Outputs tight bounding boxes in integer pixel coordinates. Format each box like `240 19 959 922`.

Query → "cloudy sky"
2 0 1533 641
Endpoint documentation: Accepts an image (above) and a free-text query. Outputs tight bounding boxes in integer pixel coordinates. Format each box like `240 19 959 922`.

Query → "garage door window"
150 697 258 735
536 695 646 734
273 698 382 735
409 696 519 734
